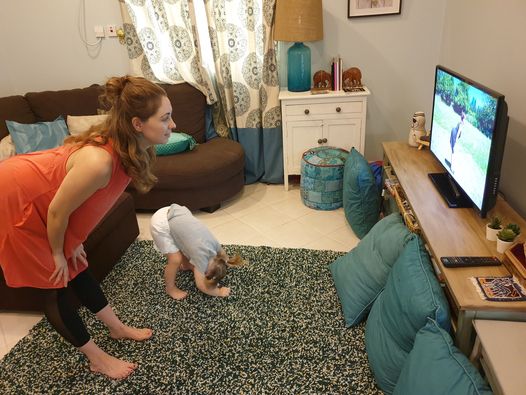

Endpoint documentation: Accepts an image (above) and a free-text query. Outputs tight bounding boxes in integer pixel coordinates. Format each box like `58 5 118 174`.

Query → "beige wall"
1 0 524 215
0 0 129 96
440 0 526 216
279 0 447 161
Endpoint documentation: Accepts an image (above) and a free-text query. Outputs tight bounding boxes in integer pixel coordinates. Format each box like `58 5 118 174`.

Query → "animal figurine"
408 111 426 147
343 67 362 88
313 70 332 89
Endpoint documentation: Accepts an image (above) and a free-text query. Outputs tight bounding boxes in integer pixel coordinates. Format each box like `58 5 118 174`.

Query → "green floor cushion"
365 236 451 394
155 132 197 156
343 148 380 239
393 319 493 395
330 213 414 327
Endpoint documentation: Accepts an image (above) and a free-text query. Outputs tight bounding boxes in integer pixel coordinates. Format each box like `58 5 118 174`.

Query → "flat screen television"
429 65 509 218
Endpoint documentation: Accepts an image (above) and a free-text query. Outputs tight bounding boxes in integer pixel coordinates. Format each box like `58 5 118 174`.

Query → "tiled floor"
0 183 359 359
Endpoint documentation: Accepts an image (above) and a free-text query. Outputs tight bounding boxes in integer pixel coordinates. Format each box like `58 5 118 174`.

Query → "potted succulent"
496 224 521 254
486 216 502 241
506 223 521 238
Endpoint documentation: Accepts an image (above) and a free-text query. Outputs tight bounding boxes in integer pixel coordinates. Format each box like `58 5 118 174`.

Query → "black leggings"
43 269 108 348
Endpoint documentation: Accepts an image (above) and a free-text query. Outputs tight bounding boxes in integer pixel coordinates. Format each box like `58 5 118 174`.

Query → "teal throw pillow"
330 213 414 327
393 318 493 395
343 148 380 239
365 236 451 394
155 132 197 156
6 116 69 154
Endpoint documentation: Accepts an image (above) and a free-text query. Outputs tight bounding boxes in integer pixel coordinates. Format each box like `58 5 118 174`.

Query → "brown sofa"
3 82 245 211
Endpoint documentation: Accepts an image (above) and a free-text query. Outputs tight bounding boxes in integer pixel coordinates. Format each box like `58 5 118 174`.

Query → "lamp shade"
274 0 323 42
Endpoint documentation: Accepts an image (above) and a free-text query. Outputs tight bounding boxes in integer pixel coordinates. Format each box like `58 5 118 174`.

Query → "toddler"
150 203 241 299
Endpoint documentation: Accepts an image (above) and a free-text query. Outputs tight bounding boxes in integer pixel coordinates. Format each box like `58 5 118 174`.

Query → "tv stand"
428 172 472 209
383 142 526 355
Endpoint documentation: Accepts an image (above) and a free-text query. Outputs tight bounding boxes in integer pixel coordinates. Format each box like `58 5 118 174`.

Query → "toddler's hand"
217 286 231 297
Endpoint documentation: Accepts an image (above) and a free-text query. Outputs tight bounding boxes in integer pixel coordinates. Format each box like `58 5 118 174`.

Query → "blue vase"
287 42 311 92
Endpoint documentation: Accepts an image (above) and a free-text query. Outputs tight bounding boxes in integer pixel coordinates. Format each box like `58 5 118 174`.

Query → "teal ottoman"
300 146 349 210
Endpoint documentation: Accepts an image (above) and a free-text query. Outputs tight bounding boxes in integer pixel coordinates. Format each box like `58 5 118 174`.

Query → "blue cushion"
155 132 197 156
6 116 69 154
365 236 451 394
330 213 414 327
394 318 493 395
342 148 380 239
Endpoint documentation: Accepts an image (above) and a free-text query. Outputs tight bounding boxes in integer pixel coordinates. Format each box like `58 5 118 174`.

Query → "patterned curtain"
120 0 218 106
204 0 283 183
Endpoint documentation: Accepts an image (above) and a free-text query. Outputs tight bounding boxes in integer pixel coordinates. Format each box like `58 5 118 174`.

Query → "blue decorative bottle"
287 42 311 92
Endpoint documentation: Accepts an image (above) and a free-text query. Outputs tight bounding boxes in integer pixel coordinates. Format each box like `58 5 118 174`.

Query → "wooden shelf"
383 141 526 355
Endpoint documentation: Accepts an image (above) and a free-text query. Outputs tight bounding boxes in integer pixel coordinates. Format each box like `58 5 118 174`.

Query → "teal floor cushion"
155 132 197 156
393 319 493 395
330 213 413 327
300 146 349 210
343 148 380 238
365 235 451 394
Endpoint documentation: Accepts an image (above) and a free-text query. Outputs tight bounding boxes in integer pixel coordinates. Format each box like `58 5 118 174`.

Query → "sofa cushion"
6 116 69 154
365 236 451 394
161 83 207 144
393 319 492 395
0 95 37 139
67 114 108 135
343 148 380 239
330 213 413 327
0 135 16 161
155 132 197 156
25 85 103 122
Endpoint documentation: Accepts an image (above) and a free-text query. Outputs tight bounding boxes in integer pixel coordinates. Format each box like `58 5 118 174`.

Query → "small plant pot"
486 225 502 241
497 238 515 254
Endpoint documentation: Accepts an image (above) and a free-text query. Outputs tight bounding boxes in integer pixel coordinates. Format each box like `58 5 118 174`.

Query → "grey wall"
279 0 448 162
0 0 129 96
439 0 526 217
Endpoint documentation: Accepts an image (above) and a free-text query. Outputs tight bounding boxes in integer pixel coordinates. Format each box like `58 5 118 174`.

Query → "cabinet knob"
304 109 310 115
317 138 323 144
323 138 328 143
336 107 341 113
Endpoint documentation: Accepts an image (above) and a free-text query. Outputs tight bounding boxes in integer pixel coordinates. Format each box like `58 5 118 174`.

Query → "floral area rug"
0 241 381 394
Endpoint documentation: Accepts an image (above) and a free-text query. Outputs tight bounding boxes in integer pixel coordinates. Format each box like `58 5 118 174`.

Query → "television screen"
429 65 508 216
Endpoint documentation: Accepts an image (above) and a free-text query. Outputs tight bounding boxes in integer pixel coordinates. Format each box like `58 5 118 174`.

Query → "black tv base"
428 172 472 209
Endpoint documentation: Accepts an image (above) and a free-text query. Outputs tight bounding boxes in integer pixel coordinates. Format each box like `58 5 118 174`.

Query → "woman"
0 76 175 379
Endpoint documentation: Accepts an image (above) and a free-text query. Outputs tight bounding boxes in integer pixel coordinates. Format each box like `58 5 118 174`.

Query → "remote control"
440 256 501 268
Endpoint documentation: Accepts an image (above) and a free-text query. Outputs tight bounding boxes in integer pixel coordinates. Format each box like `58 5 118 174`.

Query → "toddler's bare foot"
217 286 231 297
167 287 188 300
110 325 153 341
89 353 137 380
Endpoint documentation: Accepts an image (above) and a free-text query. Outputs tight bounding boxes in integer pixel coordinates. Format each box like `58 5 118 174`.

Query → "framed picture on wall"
348 0 402 18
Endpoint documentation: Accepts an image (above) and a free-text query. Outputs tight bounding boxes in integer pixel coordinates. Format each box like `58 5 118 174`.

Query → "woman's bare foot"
90 353 137 380
80 340 137 380
167 287 188 300
109 325 153 341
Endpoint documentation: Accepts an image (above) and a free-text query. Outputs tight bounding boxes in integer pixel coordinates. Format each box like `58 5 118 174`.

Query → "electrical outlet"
105 25 118 37
94 25 104 38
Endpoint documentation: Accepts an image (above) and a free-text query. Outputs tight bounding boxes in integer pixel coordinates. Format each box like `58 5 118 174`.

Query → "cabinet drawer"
284 101 363 117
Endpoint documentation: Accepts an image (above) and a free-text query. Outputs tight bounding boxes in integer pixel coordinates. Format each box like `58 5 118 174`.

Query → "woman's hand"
71 244 88 272
49 253 69 287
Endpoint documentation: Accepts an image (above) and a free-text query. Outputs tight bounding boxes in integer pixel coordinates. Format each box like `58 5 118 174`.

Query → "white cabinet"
279 88 370 190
